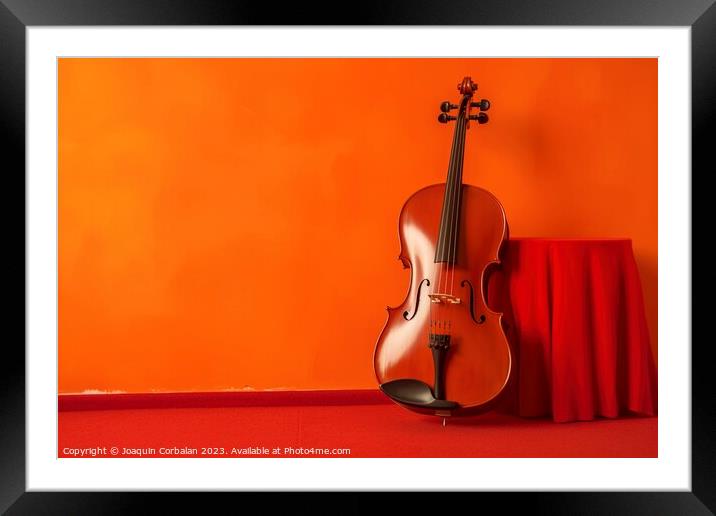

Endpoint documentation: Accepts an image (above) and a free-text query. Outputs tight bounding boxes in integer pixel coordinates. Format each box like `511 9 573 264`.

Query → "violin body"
374 184 512 416
373 77 512 417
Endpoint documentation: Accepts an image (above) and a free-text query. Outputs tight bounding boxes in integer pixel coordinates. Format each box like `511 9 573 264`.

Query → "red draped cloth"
488 238 658 423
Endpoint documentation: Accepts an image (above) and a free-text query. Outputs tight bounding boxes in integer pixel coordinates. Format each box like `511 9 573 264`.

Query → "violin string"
433 100 461 337
448 110 466 300
444 108 463 315
441 102 463 298
443 112 461 345
439 101 465 338
443 108 462 301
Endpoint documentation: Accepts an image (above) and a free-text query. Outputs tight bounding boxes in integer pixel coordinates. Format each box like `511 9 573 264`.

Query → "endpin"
442 417 446 427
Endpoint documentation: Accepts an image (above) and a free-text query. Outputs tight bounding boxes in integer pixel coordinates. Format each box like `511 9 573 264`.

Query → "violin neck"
434 105 468 264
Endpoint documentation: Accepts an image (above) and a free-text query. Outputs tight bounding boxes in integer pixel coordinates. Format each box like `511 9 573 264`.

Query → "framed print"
2 0 713 513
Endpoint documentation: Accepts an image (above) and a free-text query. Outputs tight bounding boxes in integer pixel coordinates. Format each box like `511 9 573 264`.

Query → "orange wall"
58 58 657 394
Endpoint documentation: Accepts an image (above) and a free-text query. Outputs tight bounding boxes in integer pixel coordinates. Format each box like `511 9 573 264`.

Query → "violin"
373 76 512 419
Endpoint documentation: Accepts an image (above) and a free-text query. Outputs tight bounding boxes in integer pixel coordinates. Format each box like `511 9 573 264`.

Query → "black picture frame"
2 1 712 513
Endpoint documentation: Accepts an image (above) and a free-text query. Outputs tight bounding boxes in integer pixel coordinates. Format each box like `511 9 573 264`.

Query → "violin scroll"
458 77 478 94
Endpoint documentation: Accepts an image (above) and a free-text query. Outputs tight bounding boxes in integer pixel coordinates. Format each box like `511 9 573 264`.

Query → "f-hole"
403 278 430 321
460 279 486 324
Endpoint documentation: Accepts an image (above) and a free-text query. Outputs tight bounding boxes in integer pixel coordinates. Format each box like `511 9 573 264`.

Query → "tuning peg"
471 99 490 111
438 113 456 123
469 112 489 124
440 101 458 113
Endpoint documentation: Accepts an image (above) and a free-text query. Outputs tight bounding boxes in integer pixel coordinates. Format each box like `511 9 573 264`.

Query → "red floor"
58 392 657 458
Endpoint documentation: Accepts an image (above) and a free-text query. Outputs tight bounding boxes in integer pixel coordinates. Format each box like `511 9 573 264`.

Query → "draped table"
487 238 658 423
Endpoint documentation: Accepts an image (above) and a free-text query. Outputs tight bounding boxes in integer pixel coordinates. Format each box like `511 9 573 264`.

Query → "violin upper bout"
398 255 411 269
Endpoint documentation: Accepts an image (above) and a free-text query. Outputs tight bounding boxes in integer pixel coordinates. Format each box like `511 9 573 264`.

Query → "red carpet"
58 391 657 458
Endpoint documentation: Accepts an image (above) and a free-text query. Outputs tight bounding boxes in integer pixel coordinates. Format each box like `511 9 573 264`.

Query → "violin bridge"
428 293 461 304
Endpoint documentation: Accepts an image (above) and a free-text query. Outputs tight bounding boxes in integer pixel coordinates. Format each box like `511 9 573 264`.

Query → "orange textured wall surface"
58 58 657 394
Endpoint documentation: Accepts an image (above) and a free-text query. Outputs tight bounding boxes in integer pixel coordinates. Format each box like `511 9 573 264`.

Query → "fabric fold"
489 238 657 423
